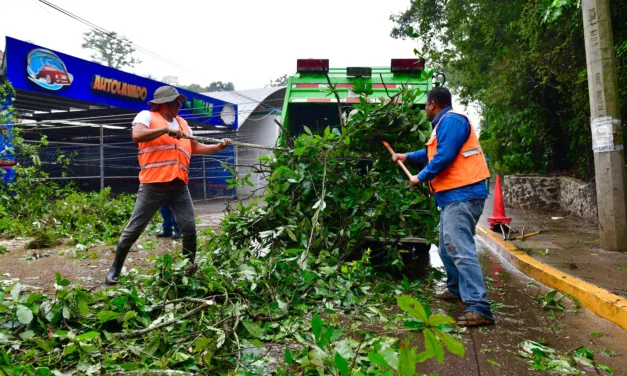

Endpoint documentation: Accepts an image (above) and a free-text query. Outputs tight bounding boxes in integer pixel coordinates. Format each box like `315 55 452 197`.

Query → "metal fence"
16 125 237 200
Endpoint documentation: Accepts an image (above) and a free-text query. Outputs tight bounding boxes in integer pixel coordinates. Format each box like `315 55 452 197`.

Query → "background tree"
391 0 627 179
205 81 234 92
181 83 206 93
82 30 141 69
182 81 235 93
265 74 288 87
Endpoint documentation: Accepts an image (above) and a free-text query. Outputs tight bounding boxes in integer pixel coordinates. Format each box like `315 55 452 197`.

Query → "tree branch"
110 371 194 376
114 299 215 339
320 60 345 126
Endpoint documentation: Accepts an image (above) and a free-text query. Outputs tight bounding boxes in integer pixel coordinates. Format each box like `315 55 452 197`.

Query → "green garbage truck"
278 58 443 267
278 58 441 146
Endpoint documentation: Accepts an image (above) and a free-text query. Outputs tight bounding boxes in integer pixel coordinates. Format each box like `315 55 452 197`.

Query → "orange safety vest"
137 112 192 184
426 110 490 194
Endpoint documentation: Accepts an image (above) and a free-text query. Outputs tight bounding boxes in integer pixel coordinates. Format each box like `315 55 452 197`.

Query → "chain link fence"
16 125 236 200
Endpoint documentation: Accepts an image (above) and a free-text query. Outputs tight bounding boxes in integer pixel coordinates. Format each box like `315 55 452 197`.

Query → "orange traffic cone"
487 175 511 231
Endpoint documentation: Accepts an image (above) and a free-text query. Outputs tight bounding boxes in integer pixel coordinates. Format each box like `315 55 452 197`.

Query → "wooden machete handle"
382 141 414 180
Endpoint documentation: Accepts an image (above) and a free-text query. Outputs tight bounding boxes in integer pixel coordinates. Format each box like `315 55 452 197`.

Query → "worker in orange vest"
393 87 493 326
106 86 232 285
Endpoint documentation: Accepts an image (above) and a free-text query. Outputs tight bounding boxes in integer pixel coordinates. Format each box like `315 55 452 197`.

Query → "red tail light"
297 59 329 73
390 58 426 73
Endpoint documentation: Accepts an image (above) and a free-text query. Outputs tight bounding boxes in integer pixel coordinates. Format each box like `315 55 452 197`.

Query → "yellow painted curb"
476 224 627 332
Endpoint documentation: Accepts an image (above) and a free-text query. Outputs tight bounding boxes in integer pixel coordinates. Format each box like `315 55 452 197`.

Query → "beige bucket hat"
148 86 187 109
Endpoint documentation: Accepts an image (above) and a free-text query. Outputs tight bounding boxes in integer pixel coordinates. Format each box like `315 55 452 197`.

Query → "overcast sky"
0 0 482 126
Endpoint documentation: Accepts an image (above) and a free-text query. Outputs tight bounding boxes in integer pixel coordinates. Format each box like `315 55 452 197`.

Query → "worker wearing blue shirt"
393 87 494 326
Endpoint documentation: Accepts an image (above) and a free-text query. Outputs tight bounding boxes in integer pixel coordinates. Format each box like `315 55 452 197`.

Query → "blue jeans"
160 204 180 235
438 198 493 320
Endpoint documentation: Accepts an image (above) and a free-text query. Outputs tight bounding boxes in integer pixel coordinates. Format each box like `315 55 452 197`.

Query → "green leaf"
63 343 77 356
303 126 313 136
368 352 390 368
294 147 307 156
285 248 304 254
285 227 297 241
397 295 428 322
598 363 614 374
172 351 190 362
163 253 173 269
19 330 35 340
398 340 416 376
76 290 90 316
11 283 22 301
77 331 100 340
35 339 53 352
284 347 294 365
16 304 33 325
54 272 71 287
334 339 354 361
437 330 465 358
403 319 426 330
424 328 444 364
34 368 54 376
123 311 137 322
380 348 399 372
334 352 350 376
243 320 263 338
487 359 500 366
312 314 323 343
96 310 120 322
53 330 69 338
567 294 582 309
206 326 226 349
192 337 210 353
591 332 604 337
26 293 45 305
306 346 329 375
427 313 455 326
323 326 334 343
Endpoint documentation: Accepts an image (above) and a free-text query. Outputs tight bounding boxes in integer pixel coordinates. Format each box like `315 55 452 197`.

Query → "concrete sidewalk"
479 188 627 299
477 184 627 332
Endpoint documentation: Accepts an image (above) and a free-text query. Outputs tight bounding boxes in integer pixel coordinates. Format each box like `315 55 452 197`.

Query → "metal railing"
14 125 238 200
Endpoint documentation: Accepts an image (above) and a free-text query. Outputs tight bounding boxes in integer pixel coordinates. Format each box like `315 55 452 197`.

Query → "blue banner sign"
4 37 237 128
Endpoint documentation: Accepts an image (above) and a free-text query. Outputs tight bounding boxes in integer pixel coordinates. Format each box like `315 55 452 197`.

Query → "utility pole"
582 0 627 251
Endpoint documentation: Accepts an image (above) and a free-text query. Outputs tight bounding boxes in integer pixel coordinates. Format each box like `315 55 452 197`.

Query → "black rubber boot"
105 245 130 285
182 235 198 274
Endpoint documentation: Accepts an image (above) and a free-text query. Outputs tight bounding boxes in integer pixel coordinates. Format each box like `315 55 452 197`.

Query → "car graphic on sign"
26 48 73 90
35 64 72 85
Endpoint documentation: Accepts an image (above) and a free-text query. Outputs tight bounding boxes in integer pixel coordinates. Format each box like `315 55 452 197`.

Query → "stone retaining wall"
502 175 597 224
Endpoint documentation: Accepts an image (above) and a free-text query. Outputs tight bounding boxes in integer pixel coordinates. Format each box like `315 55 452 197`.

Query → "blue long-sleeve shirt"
406 106 488 208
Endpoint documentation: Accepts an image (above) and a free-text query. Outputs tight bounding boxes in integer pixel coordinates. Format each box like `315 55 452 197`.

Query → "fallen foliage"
1 86 460 375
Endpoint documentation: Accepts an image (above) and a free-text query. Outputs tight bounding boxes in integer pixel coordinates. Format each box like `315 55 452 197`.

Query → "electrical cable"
36 0 287 104
10 99 284 127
